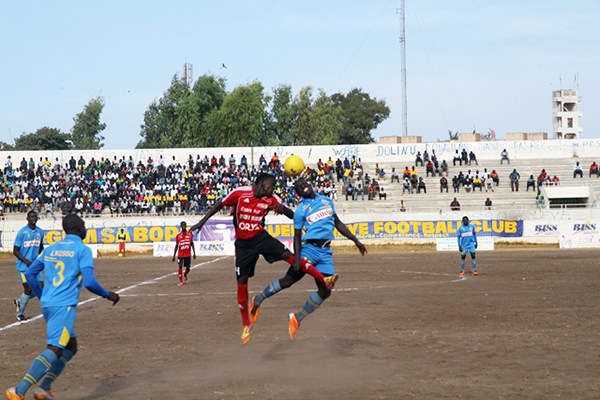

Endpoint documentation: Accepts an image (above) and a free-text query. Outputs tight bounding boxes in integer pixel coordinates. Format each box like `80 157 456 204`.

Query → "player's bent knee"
279 275 298 289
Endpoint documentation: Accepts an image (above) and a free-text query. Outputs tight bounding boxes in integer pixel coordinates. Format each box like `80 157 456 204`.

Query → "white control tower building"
552 89 582 139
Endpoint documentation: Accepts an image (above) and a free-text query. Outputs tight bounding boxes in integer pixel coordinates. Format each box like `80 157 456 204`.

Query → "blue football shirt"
36 234 94 307
294 194 336 240
14 225 44 272
457 223 478 249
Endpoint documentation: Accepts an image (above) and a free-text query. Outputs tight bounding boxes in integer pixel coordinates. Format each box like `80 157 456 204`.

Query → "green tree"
205 82 267 147
137 74 226 148
0 141 14 150
265 84 295 145
14 127 73 150
331 88 390 144
71 97 106 149
138 76 191 148
288 87 343 145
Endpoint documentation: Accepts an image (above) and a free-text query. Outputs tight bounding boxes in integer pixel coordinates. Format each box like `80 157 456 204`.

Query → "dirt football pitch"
1 248 599 399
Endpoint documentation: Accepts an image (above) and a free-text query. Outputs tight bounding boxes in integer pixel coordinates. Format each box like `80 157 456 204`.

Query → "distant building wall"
1 138 600 168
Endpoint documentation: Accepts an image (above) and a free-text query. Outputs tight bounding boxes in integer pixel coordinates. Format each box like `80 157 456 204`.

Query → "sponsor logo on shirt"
23 240 41 248
307 208 333 224
50 250 75 257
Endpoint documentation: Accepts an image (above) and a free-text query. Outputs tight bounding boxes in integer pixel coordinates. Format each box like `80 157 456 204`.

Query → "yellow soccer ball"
284 155 305 176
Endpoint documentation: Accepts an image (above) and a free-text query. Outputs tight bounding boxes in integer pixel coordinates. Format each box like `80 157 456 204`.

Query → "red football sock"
178 268 183 282
286 255 325 281
184 268 190 279
237 283 250 326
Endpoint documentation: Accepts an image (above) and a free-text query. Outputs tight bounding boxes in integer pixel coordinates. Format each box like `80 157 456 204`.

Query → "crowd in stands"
1 149 598 217
0 153 304 218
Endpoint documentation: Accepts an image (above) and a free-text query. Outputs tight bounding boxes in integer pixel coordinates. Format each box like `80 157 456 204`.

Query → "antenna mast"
397 0 408 137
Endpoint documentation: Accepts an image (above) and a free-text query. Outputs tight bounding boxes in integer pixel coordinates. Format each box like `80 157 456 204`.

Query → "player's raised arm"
190 200 224 232
333 214 367 255
271 203 294 219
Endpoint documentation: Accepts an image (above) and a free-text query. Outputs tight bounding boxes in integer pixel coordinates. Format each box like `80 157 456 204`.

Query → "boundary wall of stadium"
2 138 600 168
1 208 598 254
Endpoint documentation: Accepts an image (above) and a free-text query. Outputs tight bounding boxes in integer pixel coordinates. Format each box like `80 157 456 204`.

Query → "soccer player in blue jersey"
13 210 44 322
249 178 367 340
5 214 120 400
457 216 478 276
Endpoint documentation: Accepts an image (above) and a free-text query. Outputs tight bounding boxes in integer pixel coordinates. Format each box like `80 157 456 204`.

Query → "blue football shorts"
43 305 77 348
301 243 335 276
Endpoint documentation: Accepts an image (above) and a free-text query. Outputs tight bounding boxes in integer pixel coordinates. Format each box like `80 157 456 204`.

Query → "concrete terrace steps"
330 157 600 213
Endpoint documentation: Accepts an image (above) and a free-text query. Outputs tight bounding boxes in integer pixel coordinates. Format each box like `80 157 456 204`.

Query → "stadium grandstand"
0 138 599 250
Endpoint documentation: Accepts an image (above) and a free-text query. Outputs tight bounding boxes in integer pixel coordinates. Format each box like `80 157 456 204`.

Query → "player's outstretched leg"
35 347 75 398
11 349 58 398
250 272 301 326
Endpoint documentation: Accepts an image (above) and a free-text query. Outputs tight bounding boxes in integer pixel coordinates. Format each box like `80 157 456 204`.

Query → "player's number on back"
52 261 65 287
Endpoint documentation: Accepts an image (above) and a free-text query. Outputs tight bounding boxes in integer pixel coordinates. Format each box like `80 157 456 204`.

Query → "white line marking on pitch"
0 257 228 332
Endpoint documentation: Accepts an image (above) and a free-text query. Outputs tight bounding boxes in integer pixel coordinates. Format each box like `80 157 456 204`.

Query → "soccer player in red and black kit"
172 221 196 286
190 173 336 344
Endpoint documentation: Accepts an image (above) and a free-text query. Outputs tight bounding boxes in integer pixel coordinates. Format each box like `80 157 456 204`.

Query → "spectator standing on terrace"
391 167 400 183
453 150 462 166
461 149 469 166
589 161 599 177
189 173 335 344
484 197 492 210
440 176 449 193
469 151 478 166
425 161 434 177
509 169 521 192
452 175 460 193
526 175 536 191
536 190 545 208
573 161 583 178
417 177 427 194
402 177 412 194
400 200 406 212
500 149 510 164
415 152 424 167
450 198 461 211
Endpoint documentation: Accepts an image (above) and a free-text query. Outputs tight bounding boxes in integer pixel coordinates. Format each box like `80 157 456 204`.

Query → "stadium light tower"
397 0 408 137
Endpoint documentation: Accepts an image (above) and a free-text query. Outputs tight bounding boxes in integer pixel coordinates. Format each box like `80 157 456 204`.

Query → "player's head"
180 221 187 231
294 178 314 198
254 173 276 197
63 214 87 239
462 216 469 226
26 210 39 227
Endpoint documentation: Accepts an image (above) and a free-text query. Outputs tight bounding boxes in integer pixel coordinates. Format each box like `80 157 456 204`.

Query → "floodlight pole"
397 0 408 137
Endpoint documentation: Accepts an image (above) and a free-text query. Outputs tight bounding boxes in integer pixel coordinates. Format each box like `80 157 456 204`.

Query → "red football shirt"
221 186 282 240
175 231 194 258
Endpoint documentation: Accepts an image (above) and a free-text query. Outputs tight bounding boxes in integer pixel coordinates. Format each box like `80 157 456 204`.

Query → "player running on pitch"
190 173 337 344
249 178 367 340
5 214 119 400
457 215 478 276
173 221 196 286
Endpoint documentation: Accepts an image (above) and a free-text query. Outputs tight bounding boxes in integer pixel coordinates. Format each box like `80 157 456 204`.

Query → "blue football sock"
460 259 465 270
296 292 324 323
255 279 282 306
17 293 32 316
16 349 57 395
472 259 477 271
39 348 74 391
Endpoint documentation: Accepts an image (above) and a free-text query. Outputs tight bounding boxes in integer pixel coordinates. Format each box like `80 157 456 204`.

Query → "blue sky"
1 0 598 149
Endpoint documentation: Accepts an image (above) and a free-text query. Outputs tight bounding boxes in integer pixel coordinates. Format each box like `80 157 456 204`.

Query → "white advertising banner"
523 220 599 238
153 241 234 257
436 236 494 252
